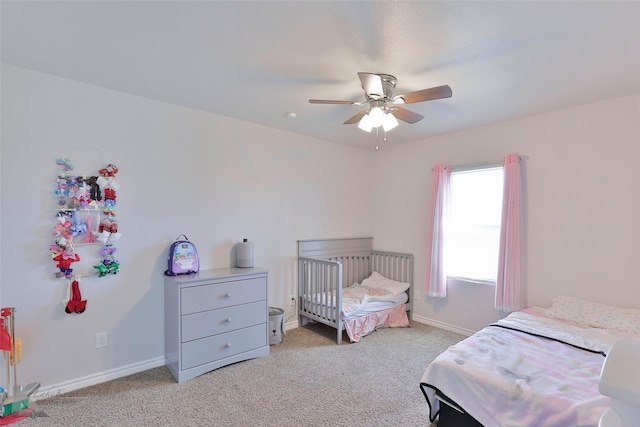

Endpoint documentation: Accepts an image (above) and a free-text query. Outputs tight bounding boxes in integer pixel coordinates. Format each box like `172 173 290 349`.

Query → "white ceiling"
2 1 639 150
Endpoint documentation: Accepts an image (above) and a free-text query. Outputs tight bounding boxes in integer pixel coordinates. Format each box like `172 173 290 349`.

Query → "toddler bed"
420 296 640 427
298 238 413 344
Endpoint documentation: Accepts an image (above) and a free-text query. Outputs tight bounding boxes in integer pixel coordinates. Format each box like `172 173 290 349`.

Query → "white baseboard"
411 314 475 337
284 319 298 331
33 356 165 400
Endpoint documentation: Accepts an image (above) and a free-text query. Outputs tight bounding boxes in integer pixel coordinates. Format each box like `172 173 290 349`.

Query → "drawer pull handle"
225 318 232 324
225 343 232 349
224 293 231 299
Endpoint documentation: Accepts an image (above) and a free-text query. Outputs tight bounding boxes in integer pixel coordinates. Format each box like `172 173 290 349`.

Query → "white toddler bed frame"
298 237 413 344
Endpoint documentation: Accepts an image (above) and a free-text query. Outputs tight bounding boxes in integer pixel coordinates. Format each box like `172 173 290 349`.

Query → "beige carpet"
16 321 463 427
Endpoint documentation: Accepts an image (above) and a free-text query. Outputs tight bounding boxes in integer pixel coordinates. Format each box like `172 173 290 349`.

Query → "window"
446 167 503 283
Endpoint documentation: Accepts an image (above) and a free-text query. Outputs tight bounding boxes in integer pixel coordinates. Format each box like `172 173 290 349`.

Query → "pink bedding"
344 304 409 343
419 310 629 427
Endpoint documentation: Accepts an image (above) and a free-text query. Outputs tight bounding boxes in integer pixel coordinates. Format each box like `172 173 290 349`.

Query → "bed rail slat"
330 255 372 286
372 251 413 284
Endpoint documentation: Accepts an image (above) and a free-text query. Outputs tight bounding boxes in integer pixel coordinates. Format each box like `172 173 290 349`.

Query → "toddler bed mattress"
420 296 640 427
303 284 408 320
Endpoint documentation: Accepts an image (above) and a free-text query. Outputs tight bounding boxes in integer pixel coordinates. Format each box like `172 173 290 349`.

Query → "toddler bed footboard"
298 238 413 344
297 257 345 340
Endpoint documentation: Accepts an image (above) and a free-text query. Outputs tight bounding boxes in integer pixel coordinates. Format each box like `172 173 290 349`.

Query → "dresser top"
164 267 267 285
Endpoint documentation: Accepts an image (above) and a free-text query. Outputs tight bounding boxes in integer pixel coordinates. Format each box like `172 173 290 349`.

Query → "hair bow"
97 176 120 191
55 157 75 173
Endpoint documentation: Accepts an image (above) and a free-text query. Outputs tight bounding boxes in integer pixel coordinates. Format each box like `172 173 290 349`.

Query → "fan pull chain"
374 129 388 151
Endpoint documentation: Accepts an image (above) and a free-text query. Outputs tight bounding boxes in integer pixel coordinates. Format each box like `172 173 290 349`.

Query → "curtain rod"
432 155 528 172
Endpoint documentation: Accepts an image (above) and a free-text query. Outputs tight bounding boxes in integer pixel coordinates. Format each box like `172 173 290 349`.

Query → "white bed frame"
297 237 413 344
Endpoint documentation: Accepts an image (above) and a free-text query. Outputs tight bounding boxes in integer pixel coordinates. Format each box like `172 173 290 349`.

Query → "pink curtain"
495 153 525 311
426 164 451 298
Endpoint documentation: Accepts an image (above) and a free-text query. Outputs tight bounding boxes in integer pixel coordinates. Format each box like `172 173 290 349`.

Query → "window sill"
447 276 496 286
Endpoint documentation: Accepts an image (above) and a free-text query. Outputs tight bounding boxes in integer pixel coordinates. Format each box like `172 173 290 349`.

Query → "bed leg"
337 330 342 345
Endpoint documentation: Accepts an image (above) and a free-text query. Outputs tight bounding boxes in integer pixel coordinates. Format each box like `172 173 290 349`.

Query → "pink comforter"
420 311 629 427
344 304 409 342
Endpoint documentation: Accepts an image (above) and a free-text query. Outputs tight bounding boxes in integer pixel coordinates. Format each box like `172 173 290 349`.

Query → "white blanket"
419 310 633 427
305 284 405 317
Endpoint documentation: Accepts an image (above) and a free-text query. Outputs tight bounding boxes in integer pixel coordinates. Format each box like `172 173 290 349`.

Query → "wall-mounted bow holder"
52 151 122 314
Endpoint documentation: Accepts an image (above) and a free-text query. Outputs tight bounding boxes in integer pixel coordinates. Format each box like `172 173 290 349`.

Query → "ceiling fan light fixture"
357 113 373 132
382 112 399 132
369 106 385 127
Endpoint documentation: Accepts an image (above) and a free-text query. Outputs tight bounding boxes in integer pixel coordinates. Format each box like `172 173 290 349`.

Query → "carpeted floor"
15 321 463 426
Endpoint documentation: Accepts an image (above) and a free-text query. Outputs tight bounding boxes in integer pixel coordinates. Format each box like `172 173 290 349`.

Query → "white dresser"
164 267 269 383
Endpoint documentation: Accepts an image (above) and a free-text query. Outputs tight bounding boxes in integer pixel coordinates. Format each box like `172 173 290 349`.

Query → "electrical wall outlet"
289 295 295 306
96 331 108 348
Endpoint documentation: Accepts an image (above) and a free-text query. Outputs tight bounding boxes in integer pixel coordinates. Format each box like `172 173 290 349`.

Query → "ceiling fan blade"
358 72 385 98
392 107 424 124
343 110 367 125
309 99 362 105
393 85 452 104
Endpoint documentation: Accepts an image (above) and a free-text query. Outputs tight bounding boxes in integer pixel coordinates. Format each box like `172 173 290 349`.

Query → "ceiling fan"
309 72 452 133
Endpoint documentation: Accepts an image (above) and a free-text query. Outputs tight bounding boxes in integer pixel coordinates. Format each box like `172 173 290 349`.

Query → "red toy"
53 252 80 276
65 280 87 314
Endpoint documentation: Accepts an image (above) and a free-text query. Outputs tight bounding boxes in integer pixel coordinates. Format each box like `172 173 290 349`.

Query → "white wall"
0 64 374 392
372 93 640 334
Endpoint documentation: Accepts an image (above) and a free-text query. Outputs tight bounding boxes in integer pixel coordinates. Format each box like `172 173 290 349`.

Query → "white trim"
447 276 496 286
284 319 298 332
32 356 165 400
452 161 503 173
411 314 475 337
431 155 528 172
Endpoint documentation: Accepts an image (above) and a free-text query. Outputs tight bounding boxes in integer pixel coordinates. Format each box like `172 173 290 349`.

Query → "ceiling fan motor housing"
363 73 397 100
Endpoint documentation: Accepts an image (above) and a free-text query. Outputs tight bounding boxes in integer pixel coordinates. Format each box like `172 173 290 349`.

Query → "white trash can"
269 307 285 345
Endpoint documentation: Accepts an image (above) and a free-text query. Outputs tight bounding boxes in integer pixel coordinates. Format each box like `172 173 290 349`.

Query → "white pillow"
544 295 640 335
360 271 410 296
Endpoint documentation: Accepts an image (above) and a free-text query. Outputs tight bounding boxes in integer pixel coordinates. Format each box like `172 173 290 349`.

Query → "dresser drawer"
181 277 266 315
181 324 267 370
181 301 266 342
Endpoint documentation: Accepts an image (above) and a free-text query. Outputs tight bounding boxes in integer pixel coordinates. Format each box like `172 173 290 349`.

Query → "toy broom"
1 307 38 418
